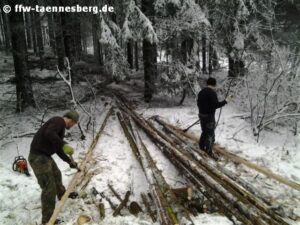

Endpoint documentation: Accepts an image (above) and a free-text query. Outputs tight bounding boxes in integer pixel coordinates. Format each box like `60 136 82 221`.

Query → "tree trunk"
208 41 213 74
24 10 32 49
30 11 37 55
212 48 219 70
9 0 36 112
92 14 103 65
143 40 156 102
0 1 11 54
127 40 133 69
47 13 56 53
228 56 245 77
60 0 76 66
82 35 87 55
0 10 4 48
52 0 65 70
181 39 187 64
135 41 139 71
32 0 44 69
142 0 157 103
72 13 82 61
202 35 207 74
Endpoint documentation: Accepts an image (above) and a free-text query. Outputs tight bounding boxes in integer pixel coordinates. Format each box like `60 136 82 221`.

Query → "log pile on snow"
115 93 293 225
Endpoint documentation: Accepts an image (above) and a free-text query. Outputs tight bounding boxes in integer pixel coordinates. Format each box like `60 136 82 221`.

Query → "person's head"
206 77 216 89
63 110 79 129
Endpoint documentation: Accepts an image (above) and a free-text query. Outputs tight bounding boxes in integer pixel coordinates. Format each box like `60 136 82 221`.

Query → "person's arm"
57 148 72 163
211 91 227 109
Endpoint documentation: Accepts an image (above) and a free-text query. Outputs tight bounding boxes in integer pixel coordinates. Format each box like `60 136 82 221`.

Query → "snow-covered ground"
0 52 299 225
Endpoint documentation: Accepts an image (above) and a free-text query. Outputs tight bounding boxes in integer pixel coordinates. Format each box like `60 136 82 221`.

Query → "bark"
52 0 65 70
228 56 245 77
142 0 157 103
30 11 37 54
181 37 193 64
0 10 4 48
143 40 156 102
8 0 36 112
60 0 76 66
32 0 44 68
0 0 11 54
208 41 213 74
47 13 56 53
212 48 219 69
181 39 187 64
135 41 139 71
24 5 32 49
202 35 207 74
92 14 103 65
72 13 82 61
127 40 134 69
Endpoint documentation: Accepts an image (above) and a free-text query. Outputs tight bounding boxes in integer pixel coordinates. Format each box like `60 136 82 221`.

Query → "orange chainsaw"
12 156 30 176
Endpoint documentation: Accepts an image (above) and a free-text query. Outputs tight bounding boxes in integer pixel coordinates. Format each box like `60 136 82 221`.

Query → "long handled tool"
183 119 200 132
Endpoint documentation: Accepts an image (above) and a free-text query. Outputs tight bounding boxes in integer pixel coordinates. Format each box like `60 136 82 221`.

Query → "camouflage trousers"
29 152 66 224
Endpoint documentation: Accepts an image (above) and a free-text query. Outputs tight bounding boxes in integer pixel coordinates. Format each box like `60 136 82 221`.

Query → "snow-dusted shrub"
157 60 201 98
99 15 129 80
231 47 300 137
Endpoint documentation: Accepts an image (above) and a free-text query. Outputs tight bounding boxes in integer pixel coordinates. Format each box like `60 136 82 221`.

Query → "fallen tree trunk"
47 107 113 225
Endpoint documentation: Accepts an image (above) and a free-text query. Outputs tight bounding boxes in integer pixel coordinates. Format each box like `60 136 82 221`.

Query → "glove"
63 144 74 156
69 161 78 169
225 95 234 103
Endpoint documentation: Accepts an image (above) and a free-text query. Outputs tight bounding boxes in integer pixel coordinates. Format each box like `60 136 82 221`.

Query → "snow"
0 52 299 225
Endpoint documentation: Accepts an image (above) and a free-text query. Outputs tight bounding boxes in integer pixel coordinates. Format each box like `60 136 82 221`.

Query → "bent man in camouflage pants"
29 111 79 224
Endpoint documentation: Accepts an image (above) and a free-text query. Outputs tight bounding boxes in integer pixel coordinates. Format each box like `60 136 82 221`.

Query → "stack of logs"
115 93 292 225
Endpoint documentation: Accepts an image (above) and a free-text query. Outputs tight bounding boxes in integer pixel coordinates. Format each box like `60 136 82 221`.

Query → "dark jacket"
197 87 227 116
30 117 71 163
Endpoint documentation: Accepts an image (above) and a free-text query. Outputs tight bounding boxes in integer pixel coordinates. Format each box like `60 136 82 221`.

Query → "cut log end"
129 201 143 215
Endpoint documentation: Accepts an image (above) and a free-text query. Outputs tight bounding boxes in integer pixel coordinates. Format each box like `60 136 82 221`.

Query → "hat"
64 110 79 123
207 77 217 86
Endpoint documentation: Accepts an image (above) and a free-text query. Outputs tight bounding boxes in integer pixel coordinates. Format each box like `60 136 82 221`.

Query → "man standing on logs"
197 78 227 158
29 111 80 225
